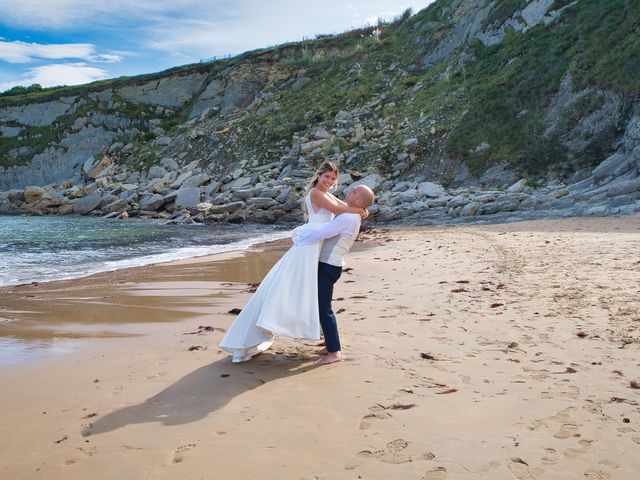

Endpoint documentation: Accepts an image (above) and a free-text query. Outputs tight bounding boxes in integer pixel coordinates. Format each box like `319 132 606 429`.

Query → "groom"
293 185 375 365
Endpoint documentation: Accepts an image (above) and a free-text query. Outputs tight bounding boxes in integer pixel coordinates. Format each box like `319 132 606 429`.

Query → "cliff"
1 0 639 223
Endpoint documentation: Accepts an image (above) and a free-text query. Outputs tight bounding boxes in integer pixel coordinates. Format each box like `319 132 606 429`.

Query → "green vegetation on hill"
1 0 639 180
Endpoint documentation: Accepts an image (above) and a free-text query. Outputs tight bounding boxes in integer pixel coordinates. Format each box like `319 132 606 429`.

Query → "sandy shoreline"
1 216 640 479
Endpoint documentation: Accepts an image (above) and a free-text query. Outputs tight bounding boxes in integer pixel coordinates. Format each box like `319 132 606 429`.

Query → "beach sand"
1 217 639 479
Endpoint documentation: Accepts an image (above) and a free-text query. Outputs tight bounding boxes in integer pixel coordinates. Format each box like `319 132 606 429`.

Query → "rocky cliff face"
0 0 638 223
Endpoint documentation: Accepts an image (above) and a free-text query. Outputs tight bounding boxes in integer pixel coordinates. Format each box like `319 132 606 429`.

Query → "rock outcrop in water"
1 0 639 224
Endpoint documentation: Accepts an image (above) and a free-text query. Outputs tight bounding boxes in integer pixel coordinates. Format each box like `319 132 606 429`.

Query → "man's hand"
359 208 369 220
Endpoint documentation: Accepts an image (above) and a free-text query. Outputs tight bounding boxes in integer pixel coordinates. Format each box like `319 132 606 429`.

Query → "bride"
219 161 367 362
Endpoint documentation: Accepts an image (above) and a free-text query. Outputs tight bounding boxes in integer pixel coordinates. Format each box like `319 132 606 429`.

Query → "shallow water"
0 215 290 287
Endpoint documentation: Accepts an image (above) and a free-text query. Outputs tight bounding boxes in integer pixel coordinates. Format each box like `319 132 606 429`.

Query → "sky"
0 0 435 93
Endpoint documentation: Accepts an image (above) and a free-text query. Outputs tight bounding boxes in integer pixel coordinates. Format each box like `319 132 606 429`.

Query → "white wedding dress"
219 192 334 362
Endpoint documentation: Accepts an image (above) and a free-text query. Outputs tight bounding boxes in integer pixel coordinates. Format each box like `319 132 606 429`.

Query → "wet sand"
1 217 639 479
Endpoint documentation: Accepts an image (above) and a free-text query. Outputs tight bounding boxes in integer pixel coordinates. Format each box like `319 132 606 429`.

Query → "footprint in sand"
423 466 447 479
171 443 196 464
563 439 592 459
345 450 374 470
633 437 640 445
555 382 580 400
76 446 97 457
345 439 434 470
553 423 579 439
584 470 610 480
507 457 534 480
359 405 392 430
541 448 559 465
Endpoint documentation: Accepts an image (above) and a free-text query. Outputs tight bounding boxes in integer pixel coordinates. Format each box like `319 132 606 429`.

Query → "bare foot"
315 351 341 365
316 347 328 355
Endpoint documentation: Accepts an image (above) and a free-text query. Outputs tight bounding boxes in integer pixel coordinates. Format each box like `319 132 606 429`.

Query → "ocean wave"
0 228 292 288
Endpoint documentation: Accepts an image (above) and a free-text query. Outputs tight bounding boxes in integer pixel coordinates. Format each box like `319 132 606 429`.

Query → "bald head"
346 185 375 208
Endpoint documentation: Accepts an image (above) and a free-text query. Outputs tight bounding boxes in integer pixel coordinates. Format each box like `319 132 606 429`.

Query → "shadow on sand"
83 352 315 436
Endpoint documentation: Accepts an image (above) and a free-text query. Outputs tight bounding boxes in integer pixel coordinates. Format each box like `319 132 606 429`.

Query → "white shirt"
293 213 360 246
293 213 361 267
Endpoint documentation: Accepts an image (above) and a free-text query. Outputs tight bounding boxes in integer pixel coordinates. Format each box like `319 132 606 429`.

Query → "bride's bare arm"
310 189 367 218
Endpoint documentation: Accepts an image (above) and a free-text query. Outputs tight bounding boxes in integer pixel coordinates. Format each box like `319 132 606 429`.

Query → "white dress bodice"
305 192 334 225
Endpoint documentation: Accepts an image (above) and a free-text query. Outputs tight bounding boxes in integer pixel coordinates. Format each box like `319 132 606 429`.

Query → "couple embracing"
220 161 375 366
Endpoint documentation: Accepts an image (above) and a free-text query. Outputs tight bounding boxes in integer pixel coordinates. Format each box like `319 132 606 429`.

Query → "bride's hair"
302 160 339 220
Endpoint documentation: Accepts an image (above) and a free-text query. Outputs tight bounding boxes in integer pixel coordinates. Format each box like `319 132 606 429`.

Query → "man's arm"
293 214 359 246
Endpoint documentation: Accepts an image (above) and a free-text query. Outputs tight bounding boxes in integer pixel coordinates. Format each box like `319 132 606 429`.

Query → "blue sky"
0 0 435 92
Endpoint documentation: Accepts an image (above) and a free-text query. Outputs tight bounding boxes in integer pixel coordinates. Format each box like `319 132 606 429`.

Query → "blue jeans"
317 262 343 353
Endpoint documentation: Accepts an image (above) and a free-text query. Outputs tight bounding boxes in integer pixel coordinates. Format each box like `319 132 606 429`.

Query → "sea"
0 215 292 287
0 215 293 366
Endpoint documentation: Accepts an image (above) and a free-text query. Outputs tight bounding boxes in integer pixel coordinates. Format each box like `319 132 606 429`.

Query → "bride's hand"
359 208 369 220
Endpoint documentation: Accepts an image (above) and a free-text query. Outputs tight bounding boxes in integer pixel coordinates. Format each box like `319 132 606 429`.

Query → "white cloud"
0 0 217 29
0 40 122 64
0 63 109 91
142 1 436 61
89 53 123 63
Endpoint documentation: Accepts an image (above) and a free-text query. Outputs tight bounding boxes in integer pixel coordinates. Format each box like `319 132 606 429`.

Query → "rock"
606 178 640 197
0 98 74 127
120 184 138 192
121 143 135 154
139 194 165 211
592 152 631 184
203 181 221 197
338 173 352 185
346 173 385 193
0 195 11 213
182 173 210 188
209 201 244 214
73 193 102 215
103 198 129 213
7 189 25 202
247 209 277 224
225 176 253 191
116 73 207 108
292 76 310 92
585 205 612 216
300 138 332 153
506 179 527 193
275 186 295 203
479 165 517 188
88 156 113 179
23 186 46 203
403 138 418 147
170 171 193 189
154 136 171 147
417 181 446 198
552 189 569 198
460 201 482 216
398 189 418 203
148 166 168 179
195 202 213 212
232 187 262 200
161 157 179 171
227 209 247 223
175 186 201 210
82 157 97 176
312 128 332 140
246 197 278 209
